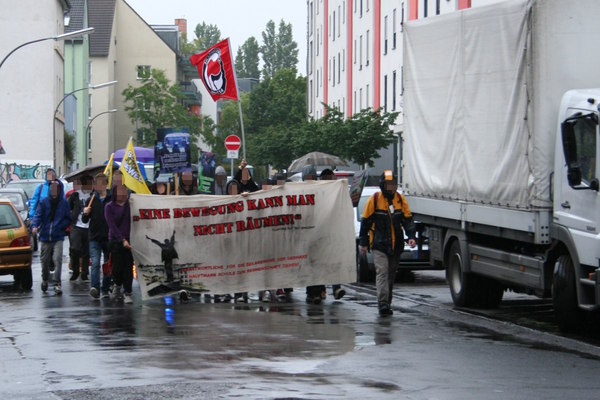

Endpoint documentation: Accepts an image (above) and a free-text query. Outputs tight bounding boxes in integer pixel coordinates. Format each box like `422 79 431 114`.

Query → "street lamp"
85 109 117 162
0 27 95 70
53 80 117 169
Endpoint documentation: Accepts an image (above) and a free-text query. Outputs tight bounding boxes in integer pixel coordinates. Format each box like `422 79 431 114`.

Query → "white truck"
402 0 600 331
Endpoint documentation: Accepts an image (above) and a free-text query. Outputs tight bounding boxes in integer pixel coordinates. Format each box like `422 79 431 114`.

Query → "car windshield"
0 193 24 210
6 181 43 199
0 204 21 228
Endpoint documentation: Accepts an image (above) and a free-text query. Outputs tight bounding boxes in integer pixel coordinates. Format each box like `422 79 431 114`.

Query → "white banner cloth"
129 180 356 300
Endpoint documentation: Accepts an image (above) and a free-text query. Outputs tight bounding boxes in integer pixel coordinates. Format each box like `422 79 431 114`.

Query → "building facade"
0 0 71 177
306 0 502 179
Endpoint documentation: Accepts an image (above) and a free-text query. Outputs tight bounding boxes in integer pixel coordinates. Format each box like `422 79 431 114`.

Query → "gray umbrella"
288 151 349 173
63 163 118 183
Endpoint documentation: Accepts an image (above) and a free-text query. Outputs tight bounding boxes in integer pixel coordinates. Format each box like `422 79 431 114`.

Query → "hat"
215 166 226 175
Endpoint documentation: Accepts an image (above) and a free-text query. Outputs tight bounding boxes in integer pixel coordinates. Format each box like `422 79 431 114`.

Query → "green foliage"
64 130 75 164
121 69 209 163
260 20 299 79
192 22 221 52
235 37 260 79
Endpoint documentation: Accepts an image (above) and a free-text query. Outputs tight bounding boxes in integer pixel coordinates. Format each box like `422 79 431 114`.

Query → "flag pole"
237 100 246 159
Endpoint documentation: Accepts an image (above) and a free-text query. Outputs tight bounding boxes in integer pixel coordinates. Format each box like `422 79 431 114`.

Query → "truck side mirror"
561 120 583 187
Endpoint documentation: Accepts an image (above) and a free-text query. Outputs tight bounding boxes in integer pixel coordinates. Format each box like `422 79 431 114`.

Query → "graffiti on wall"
0 163 51 186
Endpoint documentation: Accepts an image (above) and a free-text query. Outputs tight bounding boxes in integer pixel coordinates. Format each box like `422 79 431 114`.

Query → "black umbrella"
288 151 349 173
63 163 118 183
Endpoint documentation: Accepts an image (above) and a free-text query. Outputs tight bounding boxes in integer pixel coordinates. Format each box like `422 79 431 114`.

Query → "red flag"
189 38 239 102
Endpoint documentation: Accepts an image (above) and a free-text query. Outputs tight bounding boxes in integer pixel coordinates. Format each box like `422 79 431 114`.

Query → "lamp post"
0 27 94 70
53 80 117 169
85 109 117 162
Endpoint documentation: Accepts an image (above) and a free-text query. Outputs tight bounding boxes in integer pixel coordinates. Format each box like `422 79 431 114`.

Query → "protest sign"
129 180 356 300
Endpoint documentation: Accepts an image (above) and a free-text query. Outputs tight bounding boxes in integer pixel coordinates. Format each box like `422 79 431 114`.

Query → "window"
359 88 363 109
137 65 151 80
401 2 405 32
310 80 313 113
343 49 345 71
333 10 336 40
384 15 388 55
317 30 320 55
366 0 369 12
309 41 313 74
88 94 92 118
392 70 397 111
359 35 363 69
338 53 341 83
360 0 363 17
392 9 397 49
332 57 336 86
354 39 357 64
88 127 92 151
317 69 319 97
436 0 441 15
343 1 346 23
571 116 598 185
366 30 370 66
338 6 341 37
384 75 388 113
424 0 428 18
310 2 314 35
366 84 369 107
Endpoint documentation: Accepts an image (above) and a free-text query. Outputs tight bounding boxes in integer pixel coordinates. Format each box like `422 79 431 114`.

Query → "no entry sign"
224 135 242 151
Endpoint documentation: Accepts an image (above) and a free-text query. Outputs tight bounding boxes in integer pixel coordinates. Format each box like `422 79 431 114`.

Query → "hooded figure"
28 167 57 219
301 165 317 181
214 166 228 195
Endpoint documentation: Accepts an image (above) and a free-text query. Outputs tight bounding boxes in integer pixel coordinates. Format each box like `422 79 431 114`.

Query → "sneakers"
262 290 272 303
54 285 62 295
247 292 260 302
378 303 393 317
123 293 133 304
89 287 100 299
276 289 287 301
179 290 190 303
41 280 48 292
234 293 247 303
110 284 121 301
101 291 110 299
334 288 346 300
69 273 79 281
306 295 321 305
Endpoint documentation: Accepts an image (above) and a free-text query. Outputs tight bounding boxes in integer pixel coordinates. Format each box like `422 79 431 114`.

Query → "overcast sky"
124 0 308 74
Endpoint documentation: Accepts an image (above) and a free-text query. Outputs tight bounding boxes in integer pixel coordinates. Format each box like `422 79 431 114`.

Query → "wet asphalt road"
2 249 600 399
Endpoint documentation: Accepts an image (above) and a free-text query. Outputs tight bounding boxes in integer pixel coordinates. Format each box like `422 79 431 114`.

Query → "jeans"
90 240 111 292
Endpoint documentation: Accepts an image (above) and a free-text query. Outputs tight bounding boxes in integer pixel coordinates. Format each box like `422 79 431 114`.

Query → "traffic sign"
227 149 239 159
224 135 242 151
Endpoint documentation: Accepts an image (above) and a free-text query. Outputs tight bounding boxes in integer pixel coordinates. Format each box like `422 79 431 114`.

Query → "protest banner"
129 180 356 300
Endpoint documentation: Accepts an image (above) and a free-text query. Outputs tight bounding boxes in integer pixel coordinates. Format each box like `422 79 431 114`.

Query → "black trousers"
110 241 134 294
69 226 90 278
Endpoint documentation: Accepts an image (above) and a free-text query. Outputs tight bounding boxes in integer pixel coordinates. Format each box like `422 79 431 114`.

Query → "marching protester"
105 182 134 304
31 179 71 295
28 168 58 251
82 173 112 299
359 170 417 316
173 169 199 195
302 165 327 305
234 158 259 193
233 159 259 302
320 168 345 301
68 175 93 281
214 166 228 195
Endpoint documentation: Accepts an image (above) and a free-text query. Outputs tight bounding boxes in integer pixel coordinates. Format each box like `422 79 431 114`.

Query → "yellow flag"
119 138 151 194
104 153 114 187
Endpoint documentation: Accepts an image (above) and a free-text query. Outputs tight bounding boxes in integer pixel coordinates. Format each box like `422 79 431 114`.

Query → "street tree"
184 22 222 55
64 130 75 165
235 37 260 79
261 20 299 79
121 69 207 163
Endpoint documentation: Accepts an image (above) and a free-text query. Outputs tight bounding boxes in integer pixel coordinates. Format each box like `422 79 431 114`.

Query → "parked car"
0 198 33 290
5 179 45 200
354 186 430 282
0 187 37 249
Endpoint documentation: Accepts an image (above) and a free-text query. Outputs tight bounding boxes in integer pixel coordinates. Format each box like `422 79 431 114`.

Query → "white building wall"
0 1 67 176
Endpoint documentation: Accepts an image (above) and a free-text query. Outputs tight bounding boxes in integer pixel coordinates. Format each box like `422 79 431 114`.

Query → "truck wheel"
447 240 472 307
553 254 581 332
